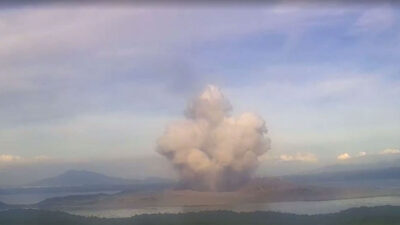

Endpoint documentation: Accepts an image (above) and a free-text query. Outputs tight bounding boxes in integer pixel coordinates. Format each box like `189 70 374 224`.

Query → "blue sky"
0 3 399 177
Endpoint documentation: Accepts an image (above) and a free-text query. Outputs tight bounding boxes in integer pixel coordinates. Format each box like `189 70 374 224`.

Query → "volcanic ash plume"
157 85 270 191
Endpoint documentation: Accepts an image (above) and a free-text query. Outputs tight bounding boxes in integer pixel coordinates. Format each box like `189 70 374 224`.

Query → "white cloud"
0 154 21 163
358 151 367 157
335 148 400 161
379 148 400 155
337 153 351 160
258 152 319 163
0 154 51 166
279 152 318 163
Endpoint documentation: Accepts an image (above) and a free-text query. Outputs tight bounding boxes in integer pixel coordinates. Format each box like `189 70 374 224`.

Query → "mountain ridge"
29 170 150 187
285 166 400 188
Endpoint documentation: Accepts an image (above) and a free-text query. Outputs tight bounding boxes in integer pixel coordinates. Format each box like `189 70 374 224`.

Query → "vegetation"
1 206 400 225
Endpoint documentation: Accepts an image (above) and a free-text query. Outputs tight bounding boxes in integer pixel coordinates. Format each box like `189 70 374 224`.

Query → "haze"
1 2 400 186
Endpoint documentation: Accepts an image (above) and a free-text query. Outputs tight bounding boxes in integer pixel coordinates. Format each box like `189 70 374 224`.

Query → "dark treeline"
1 206 400 225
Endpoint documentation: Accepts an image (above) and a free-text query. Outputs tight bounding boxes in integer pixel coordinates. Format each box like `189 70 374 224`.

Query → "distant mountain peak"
61 170 112 178
29 170 134 187
28 170 174 188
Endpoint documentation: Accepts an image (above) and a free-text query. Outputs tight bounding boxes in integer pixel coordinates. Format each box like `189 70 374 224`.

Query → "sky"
0 2 400 183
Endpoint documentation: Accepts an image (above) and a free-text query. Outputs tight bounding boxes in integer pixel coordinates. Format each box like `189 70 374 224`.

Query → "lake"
66 196 400 218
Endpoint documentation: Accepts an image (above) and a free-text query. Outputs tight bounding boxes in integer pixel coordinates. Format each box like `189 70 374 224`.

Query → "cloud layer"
279 153 318 163
0 4 399 165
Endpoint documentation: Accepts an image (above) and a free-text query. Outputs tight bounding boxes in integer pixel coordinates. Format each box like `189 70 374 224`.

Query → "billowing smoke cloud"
157 85 270 191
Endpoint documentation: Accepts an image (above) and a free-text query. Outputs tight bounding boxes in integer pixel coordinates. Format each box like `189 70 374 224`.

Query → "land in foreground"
1 206 400 225
32 177 400 210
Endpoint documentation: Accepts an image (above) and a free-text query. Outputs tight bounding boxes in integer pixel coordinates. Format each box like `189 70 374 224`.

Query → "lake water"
66 196 400 218
0 191 119 205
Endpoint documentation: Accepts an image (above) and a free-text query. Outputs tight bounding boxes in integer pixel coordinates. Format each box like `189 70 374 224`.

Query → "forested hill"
1 206 400 225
